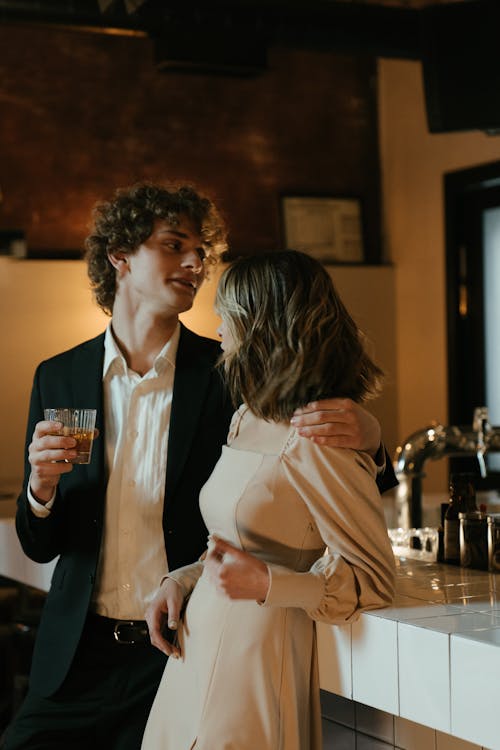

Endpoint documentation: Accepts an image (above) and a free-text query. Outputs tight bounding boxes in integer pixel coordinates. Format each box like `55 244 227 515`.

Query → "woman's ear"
108 251 129 275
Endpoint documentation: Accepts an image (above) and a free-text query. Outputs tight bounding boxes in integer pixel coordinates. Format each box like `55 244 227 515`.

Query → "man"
4 182 396 749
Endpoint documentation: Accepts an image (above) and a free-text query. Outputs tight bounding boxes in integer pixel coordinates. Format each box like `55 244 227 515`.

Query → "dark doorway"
445 160 500 488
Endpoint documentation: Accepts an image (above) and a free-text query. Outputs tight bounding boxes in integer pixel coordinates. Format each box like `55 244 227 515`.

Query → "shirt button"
128 479 136 487
121 583 131 591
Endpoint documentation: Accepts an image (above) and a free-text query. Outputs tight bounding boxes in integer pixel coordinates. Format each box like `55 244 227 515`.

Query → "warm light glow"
53 23 147 37
459 284 468 317
180 263 227 340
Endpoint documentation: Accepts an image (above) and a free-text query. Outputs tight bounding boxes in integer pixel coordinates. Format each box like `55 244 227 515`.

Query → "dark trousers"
3 617 167 750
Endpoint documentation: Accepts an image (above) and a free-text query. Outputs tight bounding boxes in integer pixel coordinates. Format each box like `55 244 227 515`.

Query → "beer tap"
473 406 491 479
394 406 500 528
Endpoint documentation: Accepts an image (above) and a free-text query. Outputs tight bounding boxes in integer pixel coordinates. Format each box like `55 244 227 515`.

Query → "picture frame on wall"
281 195 365 264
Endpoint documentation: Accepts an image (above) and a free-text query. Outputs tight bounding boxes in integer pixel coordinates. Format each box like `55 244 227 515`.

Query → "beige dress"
141 406 395 750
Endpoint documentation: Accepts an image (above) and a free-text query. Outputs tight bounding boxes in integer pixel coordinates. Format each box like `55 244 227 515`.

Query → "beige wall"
0 258 396 488
0 258 107 487
378 58 500 493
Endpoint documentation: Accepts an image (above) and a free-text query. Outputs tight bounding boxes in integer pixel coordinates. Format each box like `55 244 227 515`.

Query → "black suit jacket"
15 324 234 697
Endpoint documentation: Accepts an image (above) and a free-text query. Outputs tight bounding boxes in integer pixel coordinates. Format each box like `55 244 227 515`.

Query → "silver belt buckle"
113 620 147 645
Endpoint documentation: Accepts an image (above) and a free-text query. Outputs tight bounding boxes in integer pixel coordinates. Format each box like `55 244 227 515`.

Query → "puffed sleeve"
262 435 396 624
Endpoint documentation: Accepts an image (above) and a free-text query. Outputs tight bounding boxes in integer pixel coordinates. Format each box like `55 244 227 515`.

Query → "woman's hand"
144 577 184 658
205 536 270 602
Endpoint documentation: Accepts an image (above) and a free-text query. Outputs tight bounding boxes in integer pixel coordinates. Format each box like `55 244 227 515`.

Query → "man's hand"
291 398 382 459
205 536 270 602
144 578 183 658
28 420 77 503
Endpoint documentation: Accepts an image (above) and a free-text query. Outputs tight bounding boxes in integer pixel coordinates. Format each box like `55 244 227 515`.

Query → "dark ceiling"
0 0 488 69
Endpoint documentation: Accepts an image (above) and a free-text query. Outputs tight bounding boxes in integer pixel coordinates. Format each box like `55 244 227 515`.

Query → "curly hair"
215 250 384 421
84 181 228 315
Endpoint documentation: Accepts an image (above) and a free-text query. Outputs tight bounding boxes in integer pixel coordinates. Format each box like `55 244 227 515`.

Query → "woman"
142 250 396 750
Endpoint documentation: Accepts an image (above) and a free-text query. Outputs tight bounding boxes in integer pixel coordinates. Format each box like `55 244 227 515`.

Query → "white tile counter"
318 556 500 750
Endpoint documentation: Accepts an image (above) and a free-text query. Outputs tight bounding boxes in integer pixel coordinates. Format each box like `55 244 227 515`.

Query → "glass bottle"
487 513 500 573
436 502 448 563
443 472 477 564
459 510 488 569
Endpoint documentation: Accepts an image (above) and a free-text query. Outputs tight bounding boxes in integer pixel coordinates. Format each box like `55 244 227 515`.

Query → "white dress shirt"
29 323 179 619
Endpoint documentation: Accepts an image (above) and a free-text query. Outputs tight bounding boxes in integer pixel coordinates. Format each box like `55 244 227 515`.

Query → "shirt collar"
103 322 180 378
154 324 180 375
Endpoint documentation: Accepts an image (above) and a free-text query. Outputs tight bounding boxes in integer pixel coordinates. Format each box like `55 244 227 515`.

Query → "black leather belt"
87 614 150 645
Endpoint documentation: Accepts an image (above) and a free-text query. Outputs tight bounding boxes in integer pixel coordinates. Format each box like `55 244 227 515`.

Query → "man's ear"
108 250 129 274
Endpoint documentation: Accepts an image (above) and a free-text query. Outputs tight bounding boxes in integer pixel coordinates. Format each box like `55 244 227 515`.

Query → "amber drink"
44 408 97 464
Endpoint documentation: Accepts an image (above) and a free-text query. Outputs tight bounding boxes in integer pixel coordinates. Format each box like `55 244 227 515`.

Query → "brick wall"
0 23 381 260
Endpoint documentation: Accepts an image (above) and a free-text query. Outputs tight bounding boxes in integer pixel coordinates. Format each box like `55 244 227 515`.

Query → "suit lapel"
165 325 215 504
70 333 106 491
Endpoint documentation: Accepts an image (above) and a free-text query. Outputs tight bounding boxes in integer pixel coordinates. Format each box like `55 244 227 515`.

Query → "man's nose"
181 248 204 273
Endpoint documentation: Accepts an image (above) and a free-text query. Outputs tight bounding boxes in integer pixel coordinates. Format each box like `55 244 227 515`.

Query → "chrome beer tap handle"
473 406 491 479
394 408 500 529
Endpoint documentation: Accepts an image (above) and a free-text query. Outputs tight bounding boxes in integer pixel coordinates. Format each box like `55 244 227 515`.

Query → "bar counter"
318 554 500 749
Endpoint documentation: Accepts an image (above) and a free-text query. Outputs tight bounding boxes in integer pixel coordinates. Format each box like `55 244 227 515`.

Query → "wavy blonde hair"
216 250 383 421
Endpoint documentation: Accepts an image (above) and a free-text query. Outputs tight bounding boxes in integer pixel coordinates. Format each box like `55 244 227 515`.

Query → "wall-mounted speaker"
421 0 500 134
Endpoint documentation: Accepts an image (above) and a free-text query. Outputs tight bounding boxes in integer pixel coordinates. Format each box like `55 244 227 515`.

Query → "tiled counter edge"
317 556 500 750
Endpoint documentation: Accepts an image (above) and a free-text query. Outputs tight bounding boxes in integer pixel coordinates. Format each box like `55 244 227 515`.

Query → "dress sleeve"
166 561 204 599
262 435 396 624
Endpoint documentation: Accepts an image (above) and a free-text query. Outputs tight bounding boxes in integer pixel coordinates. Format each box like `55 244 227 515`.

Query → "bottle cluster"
440 472 500 571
